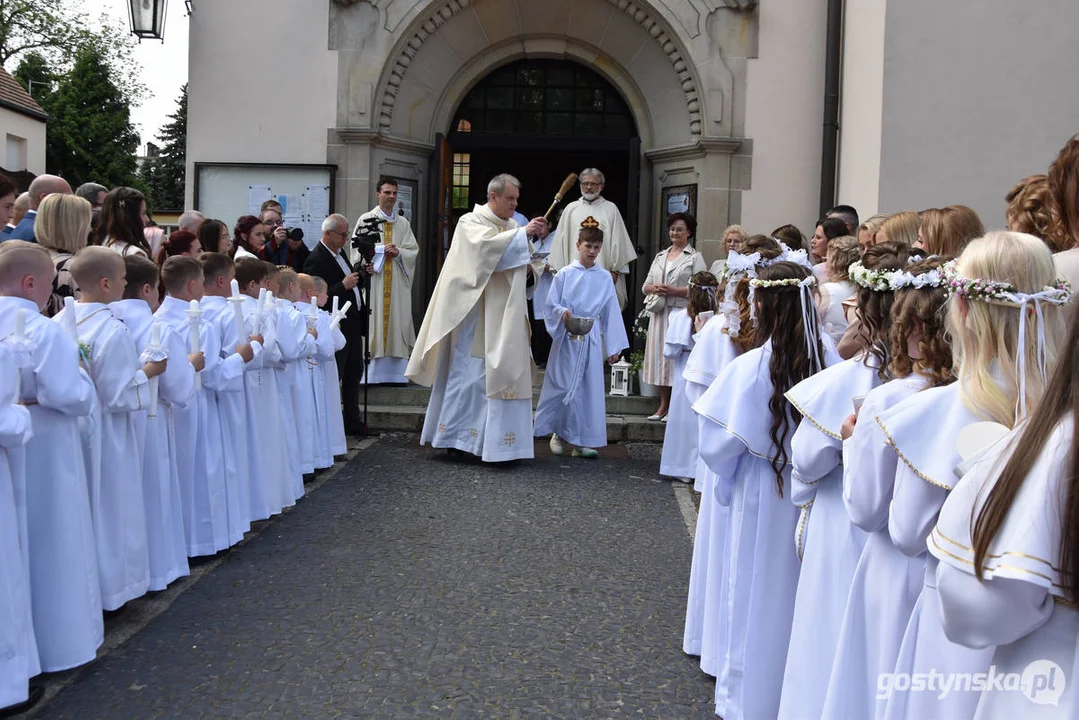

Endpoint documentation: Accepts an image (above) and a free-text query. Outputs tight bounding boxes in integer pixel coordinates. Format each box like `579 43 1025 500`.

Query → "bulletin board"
193 163 337 249
661 184 698 232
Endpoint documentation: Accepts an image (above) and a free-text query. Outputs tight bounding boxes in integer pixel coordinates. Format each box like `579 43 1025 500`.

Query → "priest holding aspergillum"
406 173 548 462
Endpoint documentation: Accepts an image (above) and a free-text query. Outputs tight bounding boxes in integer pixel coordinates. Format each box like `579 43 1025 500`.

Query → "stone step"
361 384 660 416
364 405 668 443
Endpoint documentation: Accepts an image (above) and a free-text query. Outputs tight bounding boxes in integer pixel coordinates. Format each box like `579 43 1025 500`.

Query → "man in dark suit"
303 213 369 435
4 174 72 243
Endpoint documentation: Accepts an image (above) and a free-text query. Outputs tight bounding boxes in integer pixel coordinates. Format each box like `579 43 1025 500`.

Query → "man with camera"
407 173 548 463
350 176 418 385
303 213 370 436
258 205 310 271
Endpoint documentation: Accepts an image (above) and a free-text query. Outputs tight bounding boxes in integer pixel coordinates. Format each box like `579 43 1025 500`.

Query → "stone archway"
371 0 704 149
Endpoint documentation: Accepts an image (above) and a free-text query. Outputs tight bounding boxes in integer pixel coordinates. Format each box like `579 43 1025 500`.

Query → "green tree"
12 51 57 105
140 84 187 211
0 0 85 68
47 42 142 189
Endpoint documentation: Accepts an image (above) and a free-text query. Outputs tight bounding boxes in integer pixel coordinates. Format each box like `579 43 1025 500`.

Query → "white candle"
330 301 352 330
13 308 25 401
186 299 202 391
227 293 247 350
308 295 319 322
62 296 77 340
148 322 162 417
331 295 339 316
230 278 241 298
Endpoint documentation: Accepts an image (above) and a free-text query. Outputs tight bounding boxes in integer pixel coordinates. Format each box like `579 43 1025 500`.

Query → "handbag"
643 292 666 313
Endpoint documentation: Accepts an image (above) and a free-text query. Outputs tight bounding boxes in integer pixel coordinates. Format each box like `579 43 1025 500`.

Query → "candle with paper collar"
148 322 162 417
308 295 318 321
62 296 77 340
186 299 202 391
330 301 352 331
13 308 25 400
227 284 247 348
230 279 241 298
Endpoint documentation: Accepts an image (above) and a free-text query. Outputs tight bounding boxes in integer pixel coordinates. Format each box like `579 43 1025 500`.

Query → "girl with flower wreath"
928 272 1079 720
693 261 841 720
681 234 781 680
777 240 912 719
659 270 718 482
819 256 955 720
874 232 1070 720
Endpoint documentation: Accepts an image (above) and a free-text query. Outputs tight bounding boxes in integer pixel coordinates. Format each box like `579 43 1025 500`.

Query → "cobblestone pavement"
30 435 714 719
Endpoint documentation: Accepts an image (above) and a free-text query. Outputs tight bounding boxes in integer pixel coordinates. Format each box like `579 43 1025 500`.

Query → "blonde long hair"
946 231 1068 427
875 210 920 248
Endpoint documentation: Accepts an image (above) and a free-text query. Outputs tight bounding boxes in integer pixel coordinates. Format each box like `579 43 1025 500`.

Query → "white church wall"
186 0 338 209
877 0 1079 224
739 0 829 236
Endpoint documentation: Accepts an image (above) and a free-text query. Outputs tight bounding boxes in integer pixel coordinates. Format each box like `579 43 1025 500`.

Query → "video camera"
351 216 381 263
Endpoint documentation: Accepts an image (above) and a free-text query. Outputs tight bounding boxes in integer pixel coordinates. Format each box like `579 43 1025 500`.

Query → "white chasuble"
356 208 418 384
547 196 637 309
410 204 534 461
0 297 100 672
111 299 193 591
60 302 150 611
533 261 628 449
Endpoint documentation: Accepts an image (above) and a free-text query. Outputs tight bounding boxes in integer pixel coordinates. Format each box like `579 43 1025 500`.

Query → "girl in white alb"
931 305 1079 718
779 240 913 720
693 259 840 720
877 232 1071 720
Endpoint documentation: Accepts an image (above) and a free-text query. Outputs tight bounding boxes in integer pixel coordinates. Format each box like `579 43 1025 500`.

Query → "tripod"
356 266 375 437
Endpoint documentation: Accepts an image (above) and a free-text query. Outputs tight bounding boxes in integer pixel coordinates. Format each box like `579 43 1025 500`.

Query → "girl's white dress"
932 415 1076 720
693 339 840 720
681 316 737 667
660 309 696 478
820 374 931 720
878 383 996 720
777 356 880 719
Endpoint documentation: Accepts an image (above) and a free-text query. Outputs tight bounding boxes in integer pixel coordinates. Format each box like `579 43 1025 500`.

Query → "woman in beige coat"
641 212 707 419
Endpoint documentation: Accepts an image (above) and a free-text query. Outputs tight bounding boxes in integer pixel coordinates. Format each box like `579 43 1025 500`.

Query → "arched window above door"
452 59 637 138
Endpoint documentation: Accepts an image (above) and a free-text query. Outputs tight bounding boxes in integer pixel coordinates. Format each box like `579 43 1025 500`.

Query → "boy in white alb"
198 253 265 523
154 257 232 556
62 247 166 611
534 218 628 458
0 242 101 673
110 255 199 590
312 276 349 457
234 258 294 513
297 273 337 470
0 340 37 712
276 268 319 477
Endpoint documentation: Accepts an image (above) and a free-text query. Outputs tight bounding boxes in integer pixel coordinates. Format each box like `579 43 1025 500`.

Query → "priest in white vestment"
547 169 638 310
407 174 547 462
352 177 418 384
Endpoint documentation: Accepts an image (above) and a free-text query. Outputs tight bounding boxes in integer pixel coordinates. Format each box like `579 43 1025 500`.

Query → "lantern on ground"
129 0 168 40
609 357 631 397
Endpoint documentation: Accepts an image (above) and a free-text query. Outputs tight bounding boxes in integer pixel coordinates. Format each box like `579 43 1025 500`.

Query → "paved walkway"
29 436 714 719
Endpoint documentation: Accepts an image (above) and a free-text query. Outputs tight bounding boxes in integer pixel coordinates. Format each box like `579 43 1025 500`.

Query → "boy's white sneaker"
549 434 565 456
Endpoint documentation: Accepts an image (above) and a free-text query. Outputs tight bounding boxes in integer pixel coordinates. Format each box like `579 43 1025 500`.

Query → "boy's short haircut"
276 267 299 295
69 246 124 289
198 252 234 286
578 227 604 245
234 257 268 288
0 240 52 287
161 256 204 295
122 255 160 299
312 276 328 293
297 273 316 294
